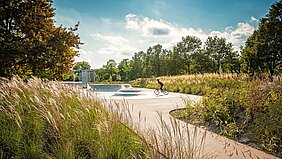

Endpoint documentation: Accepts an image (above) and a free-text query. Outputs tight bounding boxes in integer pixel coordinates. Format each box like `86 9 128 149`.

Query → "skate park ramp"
89 84 132 92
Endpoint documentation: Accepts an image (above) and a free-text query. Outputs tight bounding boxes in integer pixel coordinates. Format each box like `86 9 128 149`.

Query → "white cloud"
126 14 173 37
231 23 254 42
90 32 138 60
209 22 254 51
92 33 129 45
251 16 259 22
75 49 94 65
97 44 138 55
124 14 209 49
125 14 140 30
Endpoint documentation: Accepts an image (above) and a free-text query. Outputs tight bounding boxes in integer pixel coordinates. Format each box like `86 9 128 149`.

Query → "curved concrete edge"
168 108 279 159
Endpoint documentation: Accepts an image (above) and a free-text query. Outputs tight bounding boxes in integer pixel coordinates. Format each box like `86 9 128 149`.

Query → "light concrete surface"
98 88 278 159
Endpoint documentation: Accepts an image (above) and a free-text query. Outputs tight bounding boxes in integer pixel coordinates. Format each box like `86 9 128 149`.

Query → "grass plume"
0 77 151 159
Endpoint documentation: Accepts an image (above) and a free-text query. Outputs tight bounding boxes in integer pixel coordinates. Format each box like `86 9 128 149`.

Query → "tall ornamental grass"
0 77 151 159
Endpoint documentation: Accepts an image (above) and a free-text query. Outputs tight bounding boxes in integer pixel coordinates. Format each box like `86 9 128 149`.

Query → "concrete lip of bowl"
113 89 145 96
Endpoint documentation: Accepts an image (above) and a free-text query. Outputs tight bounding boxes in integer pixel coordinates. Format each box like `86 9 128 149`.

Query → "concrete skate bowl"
89 84 132 92
113 89 144 96
89 84 145 97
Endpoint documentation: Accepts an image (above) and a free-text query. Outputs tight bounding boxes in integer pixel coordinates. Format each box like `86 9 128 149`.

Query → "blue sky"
53 0 277 68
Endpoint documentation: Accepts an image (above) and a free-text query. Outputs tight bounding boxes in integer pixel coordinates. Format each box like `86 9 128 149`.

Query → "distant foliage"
0 0 82 80
96 59 119 81
242 0 282 81
72 61 91 81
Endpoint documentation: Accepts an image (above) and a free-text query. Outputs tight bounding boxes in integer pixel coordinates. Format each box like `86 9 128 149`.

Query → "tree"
73 61 91 73
205 36 233 73
242 31 262 77
176 36 202 74
96 67 109 82
242 0 282 81
118 59 130 81
166 47 185 75
190 50 213 73
105 59 118 81
0 0 81 80
146 44 163 77
128 51 145 80
73 61 91 80
222 51 240 73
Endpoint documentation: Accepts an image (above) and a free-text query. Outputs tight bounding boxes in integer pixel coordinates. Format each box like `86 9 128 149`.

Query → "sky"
53 0 277 69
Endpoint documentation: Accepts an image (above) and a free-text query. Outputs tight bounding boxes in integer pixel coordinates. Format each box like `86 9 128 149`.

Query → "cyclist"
157 79 164 91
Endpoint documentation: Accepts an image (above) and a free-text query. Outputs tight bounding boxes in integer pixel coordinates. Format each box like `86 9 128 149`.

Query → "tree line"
94 0 281 82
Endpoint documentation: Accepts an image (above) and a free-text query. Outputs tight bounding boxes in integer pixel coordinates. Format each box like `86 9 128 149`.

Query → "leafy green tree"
176 36 202 74
142 49 152 77
95 60 118 81
159 49 169 76
166 47 185 75
222 51 240 73
73 61 91 73
105 59 118 81
0 0 81 80
146 44 163 77
128 51 145 80
118 59 130 81
205 36 233 73
73 61 91 80
190 50 213 73
241 31 263 77
242 0 282 81
96 67 109 82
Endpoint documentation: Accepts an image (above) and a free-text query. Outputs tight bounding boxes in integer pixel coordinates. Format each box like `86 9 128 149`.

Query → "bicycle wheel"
154 89 160 95
163 89 169 95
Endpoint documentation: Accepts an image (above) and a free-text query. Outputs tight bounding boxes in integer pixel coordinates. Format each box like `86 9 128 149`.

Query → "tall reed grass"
0 77 151 158
104 100 210 159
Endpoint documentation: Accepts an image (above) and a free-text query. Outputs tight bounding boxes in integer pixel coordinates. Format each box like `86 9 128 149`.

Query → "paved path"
99 88 278 159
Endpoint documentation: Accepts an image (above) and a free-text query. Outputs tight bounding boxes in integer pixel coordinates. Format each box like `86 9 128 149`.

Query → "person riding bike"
157 79 164 91
154 79 169 95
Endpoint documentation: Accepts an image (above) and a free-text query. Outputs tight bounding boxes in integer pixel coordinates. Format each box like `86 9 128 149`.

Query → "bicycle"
154 87 169 95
